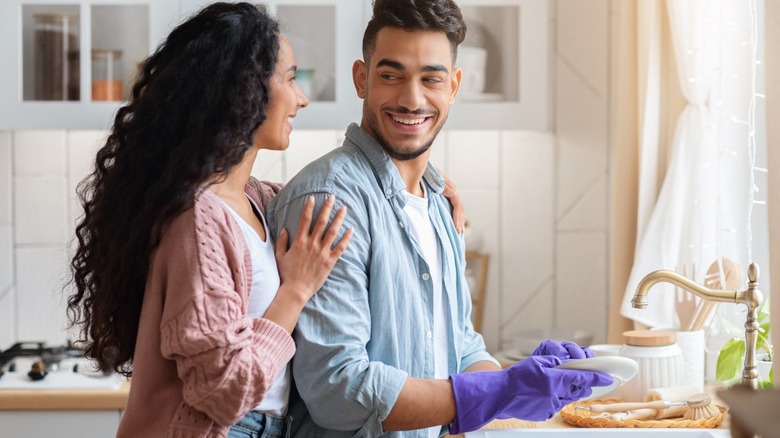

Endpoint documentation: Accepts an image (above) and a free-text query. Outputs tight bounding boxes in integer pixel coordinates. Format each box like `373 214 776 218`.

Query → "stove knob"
28 360 48 381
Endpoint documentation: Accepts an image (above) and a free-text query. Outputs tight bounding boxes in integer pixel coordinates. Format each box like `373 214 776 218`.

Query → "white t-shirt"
222 196 290 417
402 188 449 438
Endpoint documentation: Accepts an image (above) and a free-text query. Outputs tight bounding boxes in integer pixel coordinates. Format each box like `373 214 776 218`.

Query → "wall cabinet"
0 0 177 129
0 0 548 130
451 0 549 130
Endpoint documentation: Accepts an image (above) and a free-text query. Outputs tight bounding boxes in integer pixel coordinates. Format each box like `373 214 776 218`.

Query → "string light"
745 0 758 262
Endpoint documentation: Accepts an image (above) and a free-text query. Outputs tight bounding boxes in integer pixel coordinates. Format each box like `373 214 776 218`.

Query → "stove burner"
0 341 85 371
27 360 48 381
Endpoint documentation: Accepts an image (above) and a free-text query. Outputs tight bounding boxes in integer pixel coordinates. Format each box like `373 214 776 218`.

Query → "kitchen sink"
466 429 730 437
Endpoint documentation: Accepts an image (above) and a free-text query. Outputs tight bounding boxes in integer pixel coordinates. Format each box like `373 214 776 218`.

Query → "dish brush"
577 393 720 420
681 393 720 420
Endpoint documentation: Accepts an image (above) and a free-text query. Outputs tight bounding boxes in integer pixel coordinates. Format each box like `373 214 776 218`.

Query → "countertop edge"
0 381 130 411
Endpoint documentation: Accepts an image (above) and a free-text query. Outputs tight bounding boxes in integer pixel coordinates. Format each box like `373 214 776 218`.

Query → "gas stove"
0 342 124 390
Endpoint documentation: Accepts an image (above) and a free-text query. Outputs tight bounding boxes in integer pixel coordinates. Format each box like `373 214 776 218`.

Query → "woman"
67 3 351 437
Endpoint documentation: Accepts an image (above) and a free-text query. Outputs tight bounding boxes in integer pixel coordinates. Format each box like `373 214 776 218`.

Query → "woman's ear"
353 60 367 99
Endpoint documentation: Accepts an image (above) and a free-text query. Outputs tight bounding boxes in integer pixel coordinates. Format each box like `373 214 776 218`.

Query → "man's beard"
364 105 444 161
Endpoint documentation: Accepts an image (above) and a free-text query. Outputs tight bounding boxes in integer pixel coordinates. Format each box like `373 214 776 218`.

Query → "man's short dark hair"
362 0 467 62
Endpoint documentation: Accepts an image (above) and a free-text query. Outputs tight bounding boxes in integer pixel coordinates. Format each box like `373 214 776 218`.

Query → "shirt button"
385 188 392 196
399 221 404 229
426 331 432 339
422 273 430 281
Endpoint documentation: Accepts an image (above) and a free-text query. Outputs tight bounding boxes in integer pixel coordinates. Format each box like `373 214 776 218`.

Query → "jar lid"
33 13 78 22
622 330 677 346
92 49 123 59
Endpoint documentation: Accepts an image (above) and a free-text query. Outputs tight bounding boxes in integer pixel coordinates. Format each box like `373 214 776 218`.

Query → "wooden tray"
560 398 727 429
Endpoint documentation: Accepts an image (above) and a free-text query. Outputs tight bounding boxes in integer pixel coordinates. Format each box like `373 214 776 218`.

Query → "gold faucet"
631 262 764 389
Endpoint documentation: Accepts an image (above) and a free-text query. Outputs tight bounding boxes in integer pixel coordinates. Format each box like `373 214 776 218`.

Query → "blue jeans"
228 411 288 438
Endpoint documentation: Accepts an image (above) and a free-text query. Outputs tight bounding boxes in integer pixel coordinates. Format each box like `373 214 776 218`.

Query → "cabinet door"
449 0 550 130
268 0 367 129
0 0 177 129
177 0 368 130
0 410 122 437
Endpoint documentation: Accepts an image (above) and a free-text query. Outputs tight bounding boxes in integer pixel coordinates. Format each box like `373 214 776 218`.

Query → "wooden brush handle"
589 400 677 413
609 408 659 421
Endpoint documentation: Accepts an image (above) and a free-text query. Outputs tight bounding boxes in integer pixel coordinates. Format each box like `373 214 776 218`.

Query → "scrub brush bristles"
682 393 719 420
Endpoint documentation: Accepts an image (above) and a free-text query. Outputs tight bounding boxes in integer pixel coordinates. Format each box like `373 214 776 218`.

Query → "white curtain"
635 0 662 242
621 0 760 329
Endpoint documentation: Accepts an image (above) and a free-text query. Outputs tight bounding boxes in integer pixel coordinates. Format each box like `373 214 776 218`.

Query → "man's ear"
353 60 367 99
449 67 462 105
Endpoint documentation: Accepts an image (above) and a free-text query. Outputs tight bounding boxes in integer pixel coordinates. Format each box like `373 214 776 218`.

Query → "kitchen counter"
0 380 129 410
446 412 731 437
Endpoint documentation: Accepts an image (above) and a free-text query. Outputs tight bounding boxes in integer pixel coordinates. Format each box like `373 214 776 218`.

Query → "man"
266 1 612 437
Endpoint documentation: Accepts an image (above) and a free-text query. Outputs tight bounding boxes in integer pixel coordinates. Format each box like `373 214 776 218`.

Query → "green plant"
716 300 773 389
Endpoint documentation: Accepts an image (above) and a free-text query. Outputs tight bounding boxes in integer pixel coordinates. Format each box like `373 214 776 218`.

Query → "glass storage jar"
33 13 79 100
619 330 684 402
92 49 123 101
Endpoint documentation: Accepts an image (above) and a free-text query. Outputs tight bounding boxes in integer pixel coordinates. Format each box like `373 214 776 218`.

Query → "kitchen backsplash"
0 126 609 355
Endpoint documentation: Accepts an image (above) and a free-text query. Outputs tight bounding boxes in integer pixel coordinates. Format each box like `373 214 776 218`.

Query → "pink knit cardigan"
117 178 295 438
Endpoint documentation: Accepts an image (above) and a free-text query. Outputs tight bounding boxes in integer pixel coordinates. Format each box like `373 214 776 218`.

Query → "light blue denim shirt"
266 123 498 438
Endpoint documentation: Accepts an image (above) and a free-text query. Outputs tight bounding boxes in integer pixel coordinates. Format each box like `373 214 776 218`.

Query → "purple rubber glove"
448 355 613 434
532 339 595 360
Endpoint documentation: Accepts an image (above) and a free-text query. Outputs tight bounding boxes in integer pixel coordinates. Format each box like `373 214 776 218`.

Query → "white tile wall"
556 232 608 340
0 126 610 352
558 174 608 231
67 131 105 233
0 131 14 350
13 131 67 176
555 59 609 217
0 132 12 301
0 226 12 299
499 131 556 345
445 131 500 188
0 287 15 350
458 188 500 351
0 132 11 224
16 246 70 343
14 176 69 245
251 148 285 183
553 0 611 344
284 130 341 180
556 0 609 97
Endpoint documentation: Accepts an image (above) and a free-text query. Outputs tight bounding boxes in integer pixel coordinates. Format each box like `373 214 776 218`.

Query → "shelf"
90 5 148 102
2 0 549 130
21 4 80 101
277 4 336 102
459 5 519 102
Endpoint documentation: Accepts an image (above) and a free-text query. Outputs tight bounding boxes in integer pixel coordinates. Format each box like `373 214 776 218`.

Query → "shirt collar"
344 123 446 199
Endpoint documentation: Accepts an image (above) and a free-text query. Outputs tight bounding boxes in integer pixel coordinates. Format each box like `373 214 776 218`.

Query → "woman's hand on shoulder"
275 195 352 303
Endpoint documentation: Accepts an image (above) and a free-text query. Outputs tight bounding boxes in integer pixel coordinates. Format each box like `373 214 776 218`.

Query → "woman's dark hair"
67 2 280 376
362 0 466 62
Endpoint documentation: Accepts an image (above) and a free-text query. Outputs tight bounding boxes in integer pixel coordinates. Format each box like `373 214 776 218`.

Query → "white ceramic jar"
619 330 684 402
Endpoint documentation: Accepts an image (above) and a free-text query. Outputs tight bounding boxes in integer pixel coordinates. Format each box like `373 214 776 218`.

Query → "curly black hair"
362 0 466 62
67 2 280 376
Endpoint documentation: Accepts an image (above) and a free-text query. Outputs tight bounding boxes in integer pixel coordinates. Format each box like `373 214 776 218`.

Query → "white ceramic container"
618 330 684 402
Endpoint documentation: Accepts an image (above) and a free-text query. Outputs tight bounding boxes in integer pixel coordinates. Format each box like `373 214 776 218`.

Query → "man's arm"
381 360 501 431
381 377 455 431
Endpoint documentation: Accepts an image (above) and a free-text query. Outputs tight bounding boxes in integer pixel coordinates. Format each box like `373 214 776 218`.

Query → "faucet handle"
747 262 759 284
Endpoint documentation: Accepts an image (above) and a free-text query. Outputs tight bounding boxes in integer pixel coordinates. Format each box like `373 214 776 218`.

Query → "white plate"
554 356 638 400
